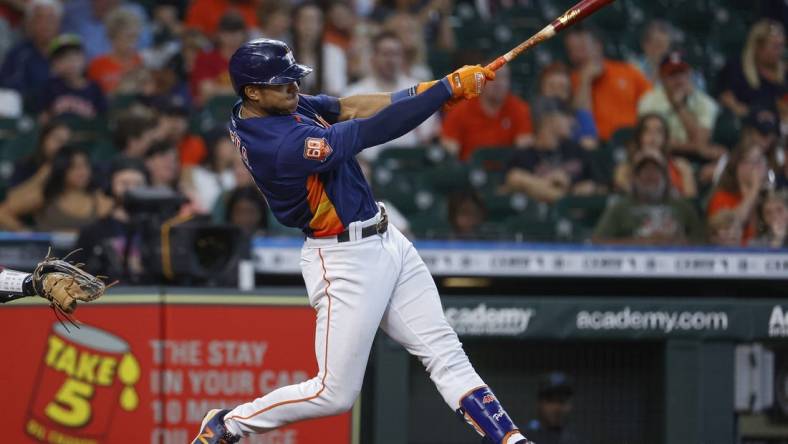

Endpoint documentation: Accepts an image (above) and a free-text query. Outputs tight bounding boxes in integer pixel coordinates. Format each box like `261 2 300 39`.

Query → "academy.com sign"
445 304 534 335
576 307 729 333
769 306 788 337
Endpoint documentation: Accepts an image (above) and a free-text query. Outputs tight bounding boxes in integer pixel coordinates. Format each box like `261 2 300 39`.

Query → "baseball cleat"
192 409 240 444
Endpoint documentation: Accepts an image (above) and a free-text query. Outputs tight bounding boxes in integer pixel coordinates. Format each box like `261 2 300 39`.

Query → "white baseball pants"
224 212 485 436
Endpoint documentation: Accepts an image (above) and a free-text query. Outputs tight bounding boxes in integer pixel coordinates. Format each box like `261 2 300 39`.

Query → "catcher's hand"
31 250 112 315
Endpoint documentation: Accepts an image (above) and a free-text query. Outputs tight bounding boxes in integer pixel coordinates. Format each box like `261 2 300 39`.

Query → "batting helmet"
229 38 313 96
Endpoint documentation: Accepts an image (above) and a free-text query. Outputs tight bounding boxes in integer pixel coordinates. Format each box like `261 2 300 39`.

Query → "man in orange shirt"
185 0 258 37
441 64 533 161
565 26 652 141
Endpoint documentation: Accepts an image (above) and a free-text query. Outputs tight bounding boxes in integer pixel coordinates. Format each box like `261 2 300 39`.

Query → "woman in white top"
181 128 236 214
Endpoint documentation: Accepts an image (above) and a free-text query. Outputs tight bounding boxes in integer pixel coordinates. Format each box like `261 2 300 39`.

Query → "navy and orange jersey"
229 94 378 237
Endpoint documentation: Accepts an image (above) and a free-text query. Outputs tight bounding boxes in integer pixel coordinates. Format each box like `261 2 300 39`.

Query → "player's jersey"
229 94 378 237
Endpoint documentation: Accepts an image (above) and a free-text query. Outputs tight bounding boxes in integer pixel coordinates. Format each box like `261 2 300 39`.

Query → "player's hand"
445 65 495 100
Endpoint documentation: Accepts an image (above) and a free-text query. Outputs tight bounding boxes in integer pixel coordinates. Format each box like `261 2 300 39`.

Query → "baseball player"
193 38 532 444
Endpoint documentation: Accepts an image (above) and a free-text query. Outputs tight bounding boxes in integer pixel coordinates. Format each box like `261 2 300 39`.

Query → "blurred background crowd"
0 0 785 251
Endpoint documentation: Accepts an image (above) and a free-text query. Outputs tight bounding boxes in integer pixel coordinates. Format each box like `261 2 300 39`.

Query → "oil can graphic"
25 322 141 443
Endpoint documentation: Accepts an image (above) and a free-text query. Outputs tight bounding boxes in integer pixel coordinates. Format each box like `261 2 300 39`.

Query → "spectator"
141 4 186 80
75 157 148 282
152 95 207 167
38 34 107 121
9 120 71 187
87 7 144 95
565 26 652 141
372 0 455 53
323 1 355 53
185 0 258 37
717 19 786 117
593 149 704 245
504 98 595 203
212 152 256 222
447 191 487 239
181 129 237 214
36 146 113 232
345 31 438 160
638 51 720 162
614 113 698 198
708 209 743 247
225 185 269 237
144 141 181 190
751 191 788 248
0 0 62 108
190 11 248 106
291 3 347 96
707 105 781 188
523 372 579 444
256 0 292 44
707 144 768 244
383 12 434 81
630 20 706 91
629 20 673 85
112 111 160 159
61 0 152 61
442 64 533 161
536 62 598 149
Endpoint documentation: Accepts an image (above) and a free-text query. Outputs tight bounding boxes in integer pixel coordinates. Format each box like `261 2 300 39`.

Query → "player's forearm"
505 169 565 203
338 93 392 120
355 79 451 148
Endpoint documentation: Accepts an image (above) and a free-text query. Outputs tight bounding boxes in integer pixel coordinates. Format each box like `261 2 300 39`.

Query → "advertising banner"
0 297 354 444
443 297 788 341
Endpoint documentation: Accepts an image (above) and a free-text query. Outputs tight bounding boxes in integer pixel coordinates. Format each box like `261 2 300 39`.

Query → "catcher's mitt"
32 249 113 319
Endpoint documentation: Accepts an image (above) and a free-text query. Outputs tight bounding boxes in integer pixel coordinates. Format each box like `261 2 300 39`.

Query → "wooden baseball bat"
485 0 616 71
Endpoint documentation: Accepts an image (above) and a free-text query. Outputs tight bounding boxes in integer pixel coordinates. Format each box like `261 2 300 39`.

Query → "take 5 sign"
0 295 355 444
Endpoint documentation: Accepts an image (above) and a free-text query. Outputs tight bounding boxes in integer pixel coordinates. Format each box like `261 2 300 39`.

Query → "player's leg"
220 239 399 437
379 225 529 444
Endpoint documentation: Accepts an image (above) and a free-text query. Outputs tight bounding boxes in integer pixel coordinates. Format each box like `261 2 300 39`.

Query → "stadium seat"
56 114 107 145
376 146 431 170
608 127 635 152
589 144 616 188
87 138 117 163
553 195 611 242
407 199 450 239
467 146 515 191
502 201 556 242
481 190 531 220
199 95 237 132
711 107 741 149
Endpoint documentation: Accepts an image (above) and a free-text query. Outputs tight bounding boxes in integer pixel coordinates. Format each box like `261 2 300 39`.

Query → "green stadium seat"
553 195 611 242
468 146 515 191
87 138 117 163
376 146 430 170
199 95 237 132
609 127 635 152
711 107 741 149
56 114 107 145
481 190 530 220
589 144 616 187
407 199 449 239
502 201 556 242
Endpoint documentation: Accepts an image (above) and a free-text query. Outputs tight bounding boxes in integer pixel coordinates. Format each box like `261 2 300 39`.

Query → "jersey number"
304 138 333 162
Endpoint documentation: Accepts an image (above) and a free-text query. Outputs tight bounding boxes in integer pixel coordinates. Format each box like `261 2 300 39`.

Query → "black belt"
336 207 388 243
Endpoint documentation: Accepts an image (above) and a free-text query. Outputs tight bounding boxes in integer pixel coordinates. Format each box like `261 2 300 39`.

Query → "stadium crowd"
0 0 785 249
